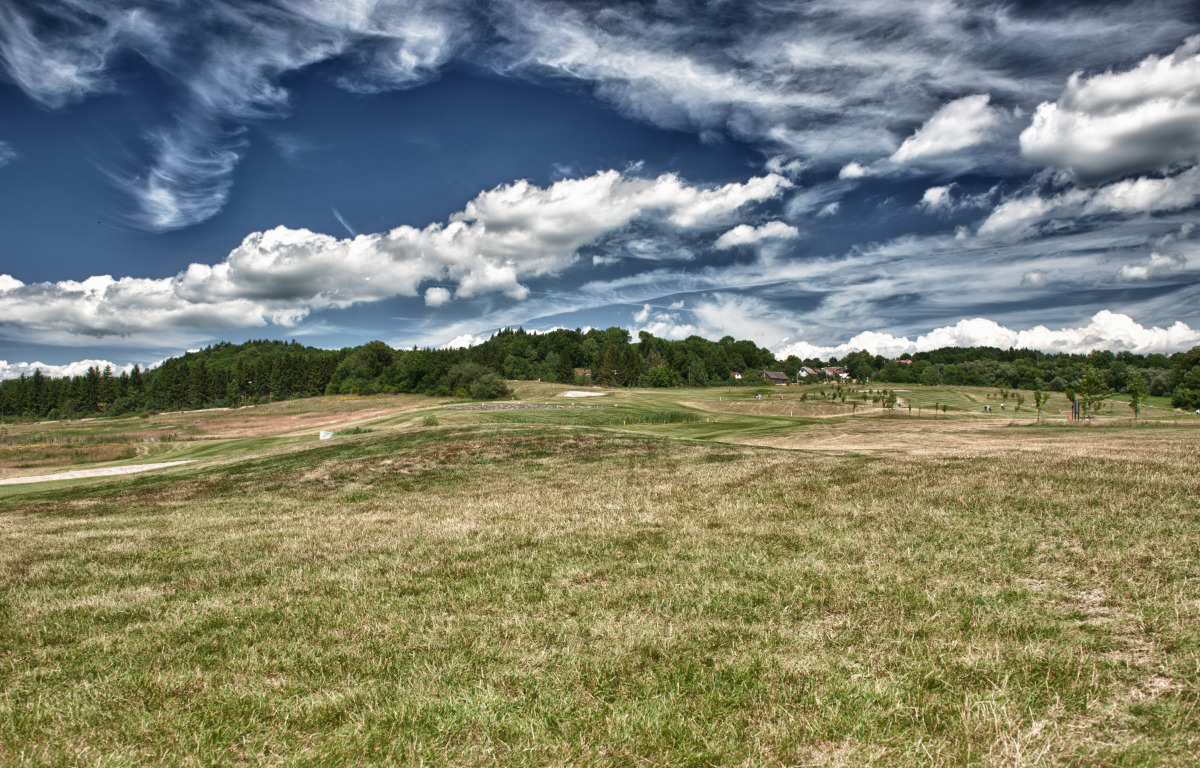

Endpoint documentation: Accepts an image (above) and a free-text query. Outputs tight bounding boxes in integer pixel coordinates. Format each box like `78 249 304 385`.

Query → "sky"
2 0 1200 379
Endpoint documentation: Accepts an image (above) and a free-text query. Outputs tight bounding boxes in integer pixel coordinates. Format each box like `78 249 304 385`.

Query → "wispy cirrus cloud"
4 0 1197 232
2 0 466 230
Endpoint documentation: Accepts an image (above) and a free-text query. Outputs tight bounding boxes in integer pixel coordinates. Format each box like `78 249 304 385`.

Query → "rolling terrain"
2 382 1198 766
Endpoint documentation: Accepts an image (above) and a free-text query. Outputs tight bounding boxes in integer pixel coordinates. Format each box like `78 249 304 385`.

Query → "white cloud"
1156 221 1196 247
1021 36 1200 182
0 170 788 344
5 0 1196 230
839 162 869 179
1021 270 1046 287
441 332 490 349
776 311 1200 359
1118 252 1187 281
0 3 132 108
1 0 464 229
714 221 799 249
978 165 1200 241
0 140 16 167
920 185 953 211
628 294 786 347
424 286 451 306
891 94 1003 164
122 123 246 231
0 359 136 382
920 183 997 213
817 202 839 218
764 156 807 178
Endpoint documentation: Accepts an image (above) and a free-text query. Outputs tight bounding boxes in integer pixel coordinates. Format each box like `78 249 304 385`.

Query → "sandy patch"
0 460 195 486
563 391 606 398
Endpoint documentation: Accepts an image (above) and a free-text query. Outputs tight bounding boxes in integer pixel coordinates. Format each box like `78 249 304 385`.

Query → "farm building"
761 370 789 385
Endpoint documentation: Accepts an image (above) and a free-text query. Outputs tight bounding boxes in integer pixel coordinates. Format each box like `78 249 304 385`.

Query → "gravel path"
0 460 196 486
443 404 607 411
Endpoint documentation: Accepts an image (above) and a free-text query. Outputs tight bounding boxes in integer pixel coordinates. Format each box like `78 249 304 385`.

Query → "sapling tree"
1126 374 1146 421
1079 366 1108 420
1033 389 1050 422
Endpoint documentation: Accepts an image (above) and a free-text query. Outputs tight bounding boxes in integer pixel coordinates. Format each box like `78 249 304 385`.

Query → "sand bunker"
563 391 606 398
0 460 195 486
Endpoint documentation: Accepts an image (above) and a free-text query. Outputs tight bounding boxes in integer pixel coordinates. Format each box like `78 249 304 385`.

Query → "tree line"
2 329 1198 421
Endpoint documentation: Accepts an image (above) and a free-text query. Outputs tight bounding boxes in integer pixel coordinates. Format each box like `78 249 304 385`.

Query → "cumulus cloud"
890 94 1003 164
1118 252 1187 281
441 332 491 349
920 186 953 211
776 311 1200 359
920 183 997 214
0 359 137 382
0 170 788 343
978 164 1200 241
714 221 799 249
1021 36 1200 183
424 286 451 306
838 162 869 179
497 0 1195 166
627 294 787 347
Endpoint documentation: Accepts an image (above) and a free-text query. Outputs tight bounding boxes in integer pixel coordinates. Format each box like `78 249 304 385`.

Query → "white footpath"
0 460 196 486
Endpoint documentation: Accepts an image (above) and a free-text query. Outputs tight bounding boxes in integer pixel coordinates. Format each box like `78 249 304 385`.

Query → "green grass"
2 416 1199 766
2 385 1200 764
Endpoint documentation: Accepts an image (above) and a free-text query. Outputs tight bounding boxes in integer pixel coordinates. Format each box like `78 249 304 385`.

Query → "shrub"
470 372 508 400
421 414 439 427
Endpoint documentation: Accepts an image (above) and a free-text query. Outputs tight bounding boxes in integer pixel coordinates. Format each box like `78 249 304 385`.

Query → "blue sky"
2 0 1200 378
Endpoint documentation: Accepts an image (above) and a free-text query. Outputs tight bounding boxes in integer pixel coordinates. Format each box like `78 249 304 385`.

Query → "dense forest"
2 329 1199 421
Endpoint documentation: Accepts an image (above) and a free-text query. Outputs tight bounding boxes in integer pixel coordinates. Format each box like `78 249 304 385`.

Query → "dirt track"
0 460 195 486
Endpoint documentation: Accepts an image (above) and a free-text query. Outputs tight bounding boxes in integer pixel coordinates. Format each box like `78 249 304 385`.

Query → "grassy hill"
2 383 1198 765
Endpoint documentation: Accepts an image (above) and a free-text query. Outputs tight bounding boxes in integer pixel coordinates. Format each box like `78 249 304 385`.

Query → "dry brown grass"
735 417 1200 457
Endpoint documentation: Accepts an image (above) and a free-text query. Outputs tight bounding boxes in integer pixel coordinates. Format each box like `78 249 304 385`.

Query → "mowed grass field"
1 383 1199 766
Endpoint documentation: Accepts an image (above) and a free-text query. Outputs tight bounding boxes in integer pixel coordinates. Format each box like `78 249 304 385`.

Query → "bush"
469 372 508 400
421 414 439 427
442 362 492 393
107 396 136 416
638 365 681 388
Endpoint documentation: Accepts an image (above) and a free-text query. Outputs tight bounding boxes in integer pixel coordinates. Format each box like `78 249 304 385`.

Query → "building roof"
762 370 789 383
